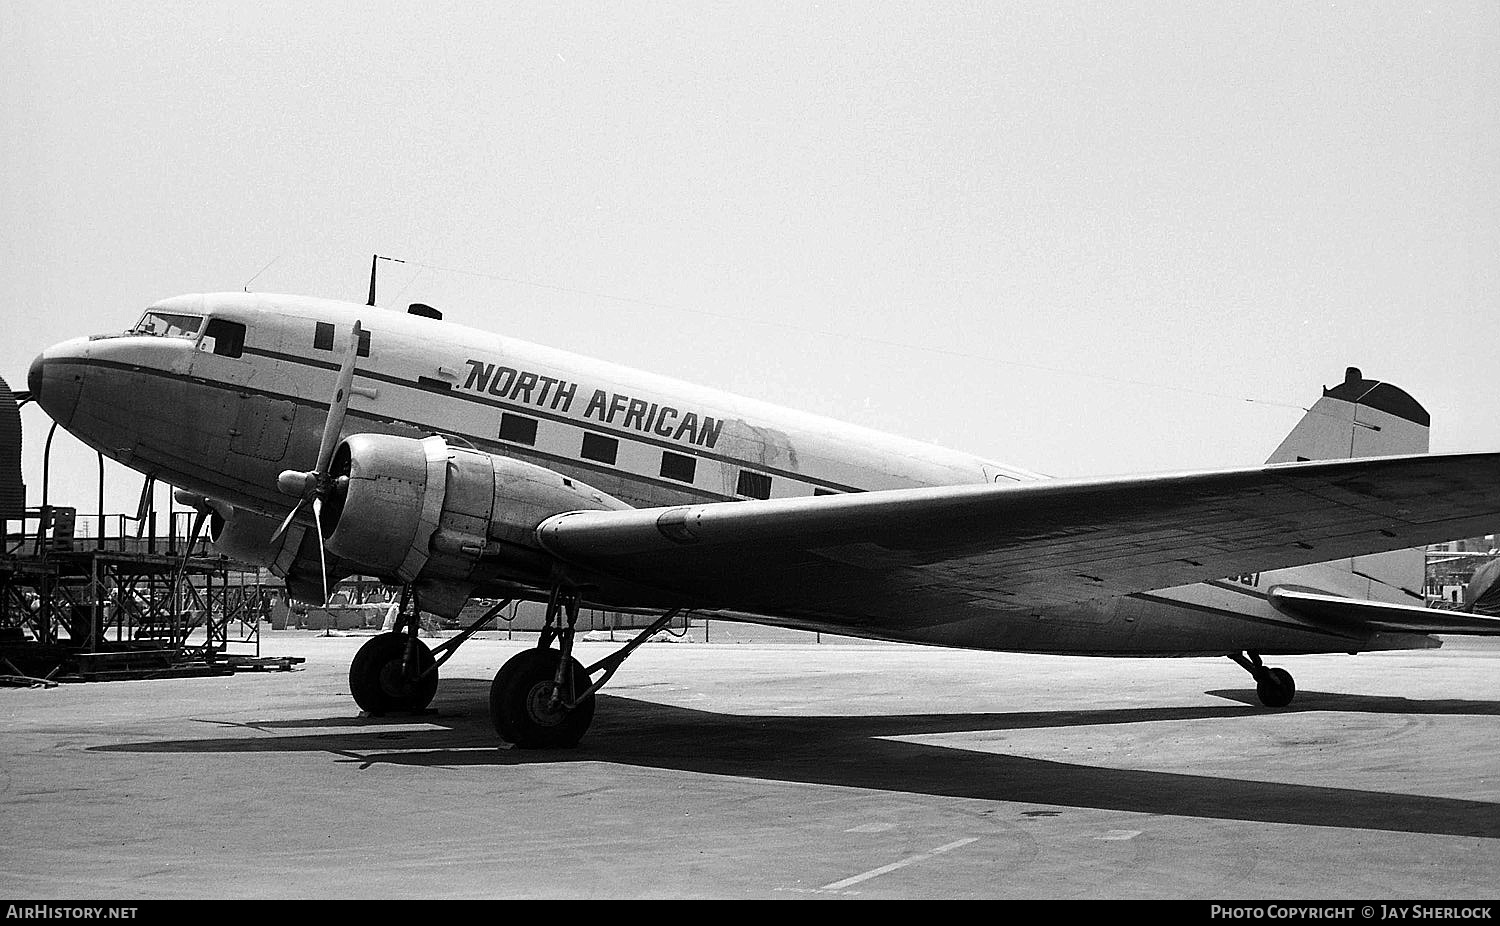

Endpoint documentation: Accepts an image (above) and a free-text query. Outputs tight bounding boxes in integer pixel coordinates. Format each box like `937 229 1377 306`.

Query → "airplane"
25 291 1500 747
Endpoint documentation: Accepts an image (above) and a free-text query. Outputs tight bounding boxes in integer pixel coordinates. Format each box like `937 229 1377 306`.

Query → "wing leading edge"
536 452 1500 628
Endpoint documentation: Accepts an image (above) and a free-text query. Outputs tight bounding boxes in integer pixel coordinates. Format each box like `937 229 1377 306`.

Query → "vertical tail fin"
1265 367 1429 464
1266 367 1431 600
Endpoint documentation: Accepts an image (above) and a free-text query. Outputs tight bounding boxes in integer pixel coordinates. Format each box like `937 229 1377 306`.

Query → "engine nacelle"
204 502 275 567
192 499 350 605
320 434 629 616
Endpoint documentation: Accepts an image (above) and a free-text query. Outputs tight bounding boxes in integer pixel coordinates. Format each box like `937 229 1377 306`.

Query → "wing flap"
1270 588 1500 635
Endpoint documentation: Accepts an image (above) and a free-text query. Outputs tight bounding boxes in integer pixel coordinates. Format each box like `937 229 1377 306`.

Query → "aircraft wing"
537 452 1500 621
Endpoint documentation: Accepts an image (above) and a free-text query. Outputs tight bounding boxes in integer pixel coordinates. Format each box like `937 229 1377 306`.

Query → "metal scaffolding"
1 507 293 683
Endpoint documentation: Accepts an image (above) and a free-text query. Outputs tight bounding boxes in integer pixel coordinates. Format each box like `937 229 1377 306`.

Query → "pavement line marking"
820 837 980 891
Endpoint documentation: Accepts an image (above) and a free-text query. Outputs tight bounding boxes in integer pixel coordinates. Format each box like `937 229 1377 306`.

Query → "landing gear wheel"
490 648 595 749
1256 667 1296 708
349 632 438 714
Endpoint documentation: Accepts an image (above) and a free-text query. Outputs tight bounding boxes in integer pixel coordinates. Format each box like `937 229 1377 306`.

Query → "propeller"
272 320 362 604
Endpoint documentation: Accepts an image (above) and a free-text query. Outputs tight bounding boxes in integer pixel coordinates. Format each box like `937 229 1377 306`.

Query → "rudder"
1265 367 1429 464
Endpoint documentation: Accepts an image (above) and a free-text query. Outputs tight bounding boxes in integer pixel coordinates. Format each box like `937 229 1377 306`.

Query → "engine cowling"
203 502 275 566
319 434 629 616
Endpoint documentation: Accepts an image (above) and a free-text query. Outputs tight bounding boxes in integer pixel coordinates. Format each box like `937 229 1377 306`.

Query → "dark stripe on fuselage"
394 415 736 503
240 345 865 495
48 355 811 503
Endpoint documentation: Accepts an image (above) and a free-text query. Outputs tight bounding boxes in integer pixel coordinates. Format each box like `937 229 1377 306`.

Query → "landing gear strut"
490 586 683 748
346 581 680 745
491 646 595 748
1229 651 1296 708
349 590 515 715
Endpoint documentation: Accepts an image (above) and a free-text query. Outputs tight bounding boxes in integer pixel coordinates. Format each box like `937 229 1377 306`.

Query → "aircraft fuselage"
28 292 1435 656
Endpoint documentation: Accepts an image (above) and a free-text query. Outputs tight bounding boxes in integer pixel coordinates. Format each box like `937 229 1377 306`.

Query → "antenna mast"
367 254 405 306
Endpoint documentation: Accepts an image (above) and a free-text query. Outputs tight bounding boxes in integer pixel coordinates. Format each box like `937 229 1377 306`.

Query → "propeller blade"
314 320 362 478
312 496 329 606
185 508 208 557
270 496 306 544
269 319 360 564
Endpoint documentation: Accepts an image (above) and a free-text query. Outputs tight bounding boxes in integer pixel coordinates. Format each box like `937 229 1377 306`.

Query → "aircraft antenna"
367 254 406 306
242 255 279 292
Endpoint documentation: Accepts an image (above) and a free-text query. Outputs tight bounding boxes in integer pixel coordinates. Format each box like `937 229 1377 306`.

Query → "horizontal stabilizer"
1270 588 1500 635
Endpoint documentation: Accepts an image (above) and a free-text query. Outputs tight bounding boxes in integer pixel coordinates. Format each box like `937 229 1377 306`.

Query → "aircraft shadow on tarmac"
94 680 1500 840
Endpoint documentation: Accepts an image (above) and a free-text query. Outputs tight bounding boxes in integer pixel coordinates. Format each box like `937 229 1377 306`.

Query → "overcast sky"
3 2 1497 522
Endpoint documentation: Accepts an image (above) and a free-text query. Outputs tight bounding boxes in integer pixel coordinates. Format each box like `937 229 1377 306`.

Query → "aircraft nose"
28 340 85 428
27 352 42 404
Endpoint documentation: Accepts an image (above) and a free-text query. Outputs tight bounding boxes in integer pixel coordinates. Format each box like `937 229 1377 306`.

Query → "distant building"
1426 532 1500 608
1429 534 1499 555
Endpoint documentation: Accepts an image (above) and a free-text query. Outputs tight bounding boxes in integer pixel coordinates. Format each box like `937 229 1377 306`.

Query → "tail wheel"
1256 667 1296 708
350 631 438 714
491 648 595 748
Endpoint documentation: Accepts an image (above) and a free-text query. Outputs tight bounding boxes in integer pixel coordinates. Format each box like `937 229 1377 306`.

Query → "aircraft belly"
866 583 1377 655
664 578 1380 657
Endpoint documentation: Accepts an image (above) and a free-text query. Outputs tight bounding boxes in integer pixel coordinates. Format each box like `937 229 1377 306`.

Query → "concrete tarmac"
2 626 1497 900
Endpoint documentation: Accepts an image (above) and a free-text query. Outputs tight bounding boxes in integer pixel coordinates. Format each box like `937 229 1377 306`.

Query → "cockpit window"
201 318 246 358
131 311 203 339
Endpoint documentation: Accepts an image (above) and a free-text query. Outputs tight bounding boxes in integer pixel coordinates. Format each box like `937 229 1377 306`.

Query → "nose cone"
27 352 43 403
28 340 85 428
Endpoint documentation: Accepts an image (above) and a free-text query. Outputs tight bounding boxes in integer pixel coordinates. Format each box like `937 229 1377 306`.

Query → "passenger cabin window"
737 470 772 500
314 322 371 356
499 413 538 446
201 319 246 358
660 452 696 483
132 311 202 339
580 432 618 465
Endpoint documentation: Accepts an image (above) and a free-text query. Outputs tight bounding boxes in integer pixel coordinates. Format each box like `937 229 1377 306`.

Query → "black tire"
1256 667 1296 708
349 632 438 714
490 648 595 748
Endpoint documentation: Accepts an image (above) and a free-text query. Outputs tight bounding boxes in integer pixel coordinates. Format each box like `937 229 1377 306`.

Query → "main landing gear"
347 584 683 749
1229 651 1296 708
490 587 683 748
349 589 514 715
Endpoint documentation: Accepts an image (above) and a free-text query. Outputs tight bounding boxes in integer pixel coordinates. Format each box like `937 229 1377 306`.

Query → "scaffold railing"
1 507 274 679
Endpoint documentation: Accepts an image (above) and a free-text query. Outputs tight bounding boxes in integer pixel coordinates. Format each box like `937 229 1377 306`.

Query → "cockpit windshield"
131 311 203 339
